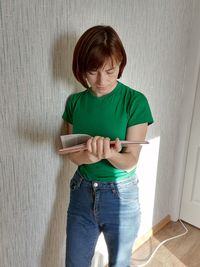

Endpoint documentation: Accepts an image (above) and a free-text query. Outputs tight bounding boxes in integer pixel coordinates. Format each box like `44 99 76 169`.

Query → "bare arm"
65 122 148 171
107 123 148 171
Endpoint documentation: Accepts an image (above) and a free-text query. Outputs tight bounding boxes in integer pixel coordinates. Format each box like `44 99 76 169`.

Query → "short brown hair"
72 25 127 88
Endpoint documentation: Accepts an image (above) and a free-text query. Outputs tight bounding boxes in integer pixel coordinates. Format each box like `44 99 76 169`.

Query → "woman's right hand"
67 134 121 165
86 136 121 162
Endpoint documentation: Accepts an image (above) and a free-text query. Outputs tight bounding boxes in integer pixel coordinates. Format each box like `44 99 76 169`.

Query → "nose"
96 72 105 85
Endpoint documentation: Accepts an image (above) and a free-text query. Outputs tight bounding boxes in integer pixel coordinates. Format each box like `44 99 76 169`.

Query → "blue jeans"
65 170 141 267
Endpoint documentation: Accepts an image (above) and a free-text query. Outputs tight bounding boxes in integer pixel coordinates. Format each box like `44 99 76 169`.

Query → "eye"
87 71 97 75
106 70 114 75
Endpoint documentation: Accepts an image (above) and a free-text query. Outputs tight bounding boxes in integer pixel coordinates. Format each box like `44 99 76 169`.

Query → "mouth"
96 85 107 89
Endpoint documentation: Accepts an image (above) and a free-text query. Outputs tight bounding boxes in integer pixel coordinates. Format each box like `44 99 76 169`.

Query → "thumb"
114 138 122 152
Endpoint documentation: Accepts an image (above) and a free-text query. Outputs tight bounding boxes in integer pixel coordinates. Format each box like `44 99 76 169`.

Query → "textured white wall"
0 1 198 266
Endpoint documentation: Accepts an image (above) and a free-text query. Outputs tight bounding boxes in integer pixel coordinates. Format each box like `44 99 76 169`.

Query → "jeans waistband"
74 169 138 189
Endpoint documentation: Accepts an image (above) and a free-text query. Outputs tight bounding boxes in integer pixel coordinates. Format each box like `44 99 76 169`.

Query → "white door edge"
169 4 200 221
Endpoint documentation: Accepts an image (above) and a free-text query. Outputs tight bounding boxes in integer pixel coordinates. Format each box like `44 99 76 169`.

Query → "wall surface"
0 1 198 266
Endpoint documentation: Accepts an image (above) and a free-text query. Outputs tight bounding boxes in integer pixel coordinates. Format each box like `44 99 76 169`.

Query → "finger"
86 137 93 153
103 137 111 158
97 137 104 159
114 138 122 152
91 136 100 155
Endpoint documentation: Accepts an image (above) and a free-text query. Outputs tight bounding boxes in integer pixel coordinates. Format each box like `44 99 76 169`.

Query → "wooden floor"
131 221 200 267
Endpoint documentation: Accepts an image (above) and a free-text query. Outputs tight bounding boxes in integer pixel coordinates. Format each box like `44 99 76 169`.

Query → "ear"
84 76 90 87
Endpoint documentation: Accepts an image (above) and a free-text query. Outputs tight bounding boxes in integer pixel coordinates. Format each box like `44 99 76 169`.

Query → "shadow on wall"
52 31 80 90
39 32 78 267
17 32 79 267
16 122 72 267
39 151 74 267
40 144 70 267
17 119 71 267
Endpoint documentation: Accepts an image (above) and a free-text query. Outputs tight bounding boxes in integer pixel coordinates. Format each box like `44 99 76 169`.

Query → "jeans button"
93 182 98 188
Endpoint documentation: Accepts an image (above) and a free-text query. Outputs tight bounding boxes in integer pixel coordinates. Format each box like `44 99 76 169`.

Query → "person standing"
62 25 154 267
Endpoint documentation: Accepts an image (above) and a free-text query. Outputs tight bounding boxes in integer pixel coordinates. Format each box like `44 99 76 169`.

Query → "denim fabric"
65 170 141 267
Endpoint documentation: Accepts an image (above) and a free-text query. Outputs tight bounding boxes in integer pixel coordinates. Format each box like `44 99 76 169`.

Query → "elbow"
123 156 138 172
124 164 137 172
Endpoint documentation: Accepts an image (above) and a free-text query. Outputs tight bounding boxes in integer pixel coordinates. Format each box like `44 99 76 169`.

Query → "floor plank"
132 221 200 267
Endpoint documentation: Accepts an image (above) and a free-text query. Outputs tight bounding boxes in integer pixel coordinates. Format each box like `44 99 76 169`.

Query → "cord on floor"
131 219 188 267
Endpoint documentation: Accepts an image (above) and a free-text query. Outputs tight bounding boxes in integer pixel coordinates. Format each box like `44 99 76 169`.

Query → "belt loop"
110 182 116 194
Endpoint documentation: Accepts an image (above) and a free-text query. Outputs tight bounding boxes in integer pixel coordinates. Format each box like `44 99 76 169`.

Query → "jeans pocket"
114 179 139 204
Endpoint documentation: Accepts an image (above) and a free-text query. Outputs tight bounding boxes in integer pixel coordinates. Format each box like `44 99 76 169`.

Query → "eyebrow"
104 66 117 71
88 65 118 72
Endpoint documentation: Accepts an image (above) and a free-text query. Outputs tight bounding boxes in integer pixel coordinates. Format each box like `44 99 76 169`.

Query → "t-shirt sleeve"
127 92 154 127
62 95 74 124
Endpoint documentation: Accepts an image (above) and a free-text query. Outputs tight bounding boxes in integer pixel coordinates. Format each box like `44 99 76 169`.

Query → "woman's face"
86 58 120 97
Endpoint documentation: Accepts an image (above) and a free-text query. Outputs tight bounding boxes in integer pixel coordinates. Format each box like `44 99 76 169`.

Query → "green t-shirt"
62 81 153 181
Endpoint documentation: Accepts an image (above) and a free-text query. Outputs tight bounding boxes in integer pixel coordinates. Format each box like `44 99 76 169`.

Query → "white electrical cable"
131 219 188 267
